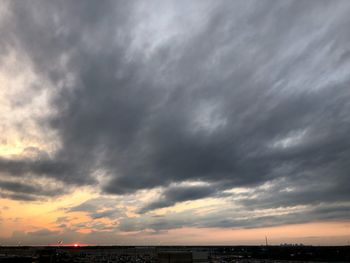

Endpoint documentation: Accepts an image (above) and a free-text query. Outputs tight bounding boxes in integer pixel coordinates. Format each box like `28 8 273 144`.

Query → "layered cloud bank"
1 0 350 243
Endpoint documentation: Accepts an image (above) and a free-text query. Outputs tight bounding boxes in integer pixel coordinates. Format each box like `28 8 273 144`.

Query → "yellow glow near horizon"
137 222 350 246
1 187 350 245
0 187 98 237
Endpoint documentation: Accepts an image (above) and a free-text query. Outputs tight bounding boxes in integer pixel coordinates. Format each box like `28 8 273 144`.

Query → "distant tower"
265 236 268 246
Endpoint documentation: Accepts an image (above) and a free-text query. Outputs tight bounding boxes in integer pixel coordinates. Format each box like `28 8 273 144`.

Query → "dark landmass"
0 245 349 262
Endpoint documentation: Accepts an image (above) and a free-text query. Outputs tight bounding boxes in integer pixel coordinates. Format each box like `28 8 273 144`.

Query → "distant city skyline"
1 0 350 245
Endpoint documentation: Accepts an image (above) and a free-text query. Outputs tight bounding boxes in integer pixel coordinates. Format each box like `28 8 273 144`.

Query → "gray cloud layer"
139 185 217 213
1 0 350 229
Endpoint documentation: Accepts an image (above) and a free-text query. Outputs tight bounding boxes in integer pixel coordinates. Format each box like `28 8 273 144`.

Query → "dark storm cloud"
0 180 61 195
68 198 123 220
237 175 350 210
0 157 76 181
0 192 37 201
1 0 350 228
90 210 119 220
0 178 67 201
139 184 216 213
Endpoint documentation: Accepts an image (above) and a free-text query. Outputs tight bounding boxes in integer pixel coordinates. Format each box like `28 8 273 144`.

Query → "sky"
0 0 350 246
